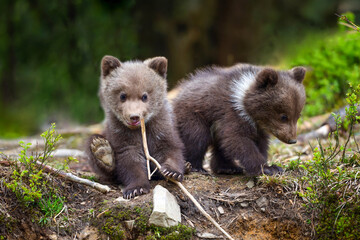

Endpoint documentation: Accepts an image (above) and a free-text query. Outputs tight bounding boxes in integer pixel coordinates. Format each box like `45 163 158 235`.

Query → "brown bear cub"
173 64 306 176
86 55 185 199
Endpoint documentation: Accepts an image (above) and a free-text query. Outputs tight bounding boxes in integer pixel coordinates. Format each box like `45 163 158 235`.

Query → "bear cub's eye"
142 93 148 102
281 114 288 122
120 93 127 102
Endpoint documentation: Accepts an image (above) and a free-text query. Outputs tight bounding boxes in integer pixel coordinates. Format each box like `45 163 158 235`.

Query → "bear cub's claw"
91 137 114 170
161 167 184 182
123 186 150 200
184 162 192 174
191 167 210 175
262 165 283 176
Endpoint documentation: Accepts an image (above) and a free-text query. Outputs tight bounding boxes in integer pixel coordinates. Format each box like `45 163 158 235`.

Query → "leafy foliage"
4 123 66 225
297 84 360 239
287 16 360 116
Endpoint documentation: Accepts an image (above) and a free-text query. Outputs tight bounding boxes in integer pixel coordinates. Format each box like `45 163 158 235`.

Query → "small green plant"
298 83 360 239
259 172 298 190
286 155 302 171
38 194 64 225
82 175 97 182
62 156 78 170
4 123 66 225
5 123 61 205
5 141 44 204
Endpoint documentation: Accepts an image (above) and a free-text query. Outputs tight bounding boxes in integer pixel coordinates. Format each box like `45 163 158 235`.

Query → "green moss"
0 213 17 235
93 204 151 238
315 196 360 240
149 224 195 240
102 217 125 240
93 204 195 239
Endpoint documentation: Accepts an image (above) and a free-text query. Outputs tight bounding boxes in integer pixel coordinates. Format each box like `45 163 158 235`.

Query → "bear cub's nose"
288 139 297 144
130 115 140 123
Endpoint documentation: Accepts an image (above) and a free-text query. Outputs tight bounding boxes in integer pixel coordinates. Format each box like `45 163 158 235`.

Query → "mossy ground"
91 203 195 240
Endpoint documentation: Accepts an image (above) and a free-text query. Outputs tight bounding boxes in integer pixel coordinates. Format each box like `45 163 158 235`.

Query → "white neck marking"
230 71 256 128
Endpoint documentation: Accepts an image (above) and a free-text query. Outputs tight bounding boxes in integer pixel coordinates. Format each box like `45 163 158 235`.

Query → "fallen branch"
0 159 111 194
140 118 235 240
36 161 111 193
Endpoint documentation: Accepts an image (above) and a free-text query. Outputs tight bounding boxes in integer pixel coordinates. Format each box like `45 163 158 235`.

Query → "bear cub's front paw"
123 185 150 199
91 137 115 171
161 167 184 182
262 165 283 176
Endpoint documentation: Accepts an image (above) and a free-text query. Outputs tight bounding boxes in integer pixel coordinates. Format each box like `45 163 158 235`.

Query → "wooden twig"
36 161 111 193
336 13 360 32
202 193 257 205
53 205 66 223
0 160 111 193
141 120 153 180
140 118 235 240
0 160 10 166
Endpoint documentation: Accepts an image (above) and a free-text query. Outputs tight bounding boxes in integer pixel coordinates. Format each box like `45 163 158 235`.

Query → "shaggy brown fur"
173 64 306 176
86 55 185 199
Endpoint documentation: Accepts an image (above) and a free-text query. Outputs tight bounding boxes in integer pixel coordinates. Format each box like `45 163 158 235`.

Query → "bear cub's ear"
101 55 121 77
255 68 278 89
291 67 306 83
144 57 168 78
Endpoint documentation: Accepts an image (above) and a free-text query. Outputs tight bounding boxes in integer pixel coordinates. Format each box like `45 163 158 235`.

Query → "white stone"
113 197 130 203
48 234 58 240
240 202 249 208
246 180 255 189
217 206 225 215
256 196 269 208
149 185 181 227
79 226 100 240
124 220 135 231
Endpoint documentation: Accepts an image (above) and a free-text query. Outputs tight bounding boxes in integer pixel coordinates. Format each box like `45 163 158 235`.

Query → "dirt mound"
0 127 312 239
0 160 311 239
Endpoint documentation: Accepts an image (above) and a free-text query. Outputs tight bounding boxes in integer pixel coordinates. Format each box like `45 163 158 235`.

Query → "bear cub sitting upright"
86 55 185 199
173 64 306 176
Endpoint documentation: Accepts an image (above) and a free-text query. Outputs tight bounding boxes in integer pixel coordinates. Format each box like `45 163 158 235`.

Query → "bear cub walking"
86 55 185 199
173 64 306 176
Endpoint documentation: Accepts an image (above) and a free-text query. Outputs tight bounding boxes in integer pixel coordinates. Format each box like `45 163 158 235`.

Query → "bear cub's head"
244 67 306 144
99 55 168 129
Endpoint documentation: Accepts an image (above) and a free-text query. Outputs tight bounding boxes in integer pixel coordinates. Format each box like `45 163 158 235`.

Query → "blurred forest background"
0 0 359 138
